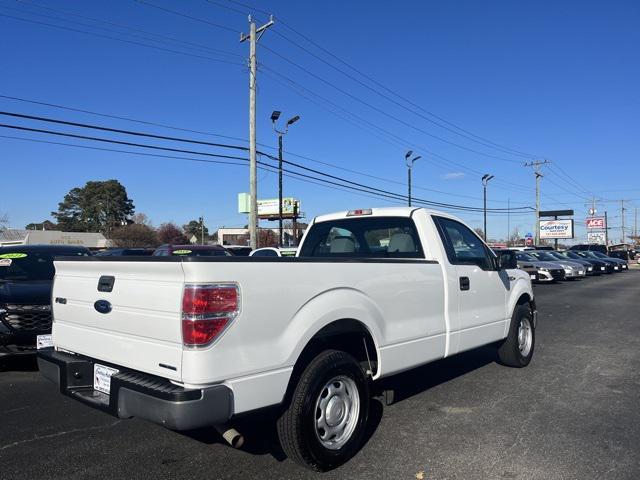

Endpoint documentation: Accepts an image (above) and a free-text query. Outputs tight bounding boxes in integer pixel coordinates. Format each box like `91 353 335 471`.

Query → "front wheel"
497 304 535 367
277 350 370 471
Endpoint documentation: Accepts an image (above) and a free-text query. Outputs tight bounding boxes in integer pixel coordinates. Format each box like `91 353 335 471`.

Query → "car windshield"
516 252 537 262
564 251 583 260
547 251 565 260
531 251 557 261
581 251 600 259
0 250 86 281
591 251 611 259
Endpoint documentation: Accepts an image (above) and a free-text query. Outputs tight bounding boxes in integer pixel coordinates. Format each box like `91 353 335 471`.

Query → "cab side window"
434 216 494 270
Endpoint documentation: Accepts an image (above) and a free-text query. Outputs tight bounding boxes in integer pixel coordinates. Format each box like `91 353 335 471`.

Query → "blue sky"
1 0 639 243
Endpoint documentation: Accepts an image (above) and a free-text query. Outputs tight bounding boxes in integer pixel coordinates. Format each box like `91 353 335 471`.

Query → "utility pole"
405 151 421 207
604 211 609 246
199 216 204 245
481 174 494 241
523 159 551 246
241 15 274 250
634 207 637 241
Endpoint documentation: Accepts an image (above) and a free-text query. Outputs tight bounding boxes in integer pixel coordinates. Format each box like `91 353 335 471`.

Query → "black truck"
0 245 89 357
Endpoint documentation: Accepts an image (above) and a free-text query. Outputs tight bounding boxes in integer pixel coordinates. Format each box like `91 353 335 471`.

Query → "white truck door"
433 216 509 355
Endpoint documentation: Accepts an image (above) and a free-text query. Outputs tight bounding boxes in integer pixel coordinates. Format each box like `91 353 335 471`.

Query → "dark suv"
0 245 89 357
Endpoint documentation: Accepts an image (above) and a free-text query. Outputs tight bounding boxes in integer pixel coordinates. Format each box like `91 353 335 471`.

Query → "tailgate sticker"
172 249 192 255
0 258 11 266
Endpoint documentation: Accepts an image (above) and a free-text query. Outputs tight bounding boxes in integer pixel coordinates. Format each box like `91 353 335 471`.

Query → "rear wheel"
498 304 535 367
277 350 370 471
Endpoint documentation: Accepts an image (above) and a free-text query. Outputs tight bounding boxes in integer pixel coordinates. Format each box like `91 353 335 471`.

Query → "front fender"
505 270 535 334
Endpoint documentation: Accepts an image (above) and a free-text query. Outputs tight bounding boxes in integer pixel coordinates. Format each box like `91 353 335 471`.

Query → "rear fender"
281 287 384 377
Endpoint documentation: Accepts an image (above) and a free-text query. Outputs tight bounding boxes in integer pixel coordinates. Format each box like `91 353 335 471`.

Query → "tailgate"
52 259 185 381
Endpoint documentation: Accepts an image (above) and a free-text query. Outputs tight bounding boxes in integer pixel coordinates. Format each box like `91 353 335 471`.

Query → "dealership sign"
539 219 574 239
586 217 606 229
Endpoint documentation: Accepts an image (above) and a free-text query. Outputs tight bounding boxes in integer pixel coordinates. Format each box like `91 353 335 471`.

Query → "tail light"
181 284 240 347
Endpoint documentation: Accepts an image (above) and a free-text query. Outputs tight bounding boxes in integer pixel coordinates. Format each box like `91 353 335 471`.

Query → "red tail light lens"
181 284 239 347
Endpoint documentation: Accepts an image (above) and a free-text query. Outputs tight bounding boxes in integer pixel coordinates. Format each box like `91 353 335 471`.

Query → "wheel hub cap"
314 376 360 450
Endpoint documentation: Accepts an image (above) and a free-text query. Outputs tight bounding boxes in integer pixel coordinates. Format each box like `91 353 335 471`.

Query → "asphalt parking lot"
1 271 639 480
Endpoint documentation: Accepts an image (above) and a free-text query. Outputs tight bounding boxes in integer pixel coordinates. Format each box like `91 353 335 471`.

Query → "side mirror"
498 251 518 270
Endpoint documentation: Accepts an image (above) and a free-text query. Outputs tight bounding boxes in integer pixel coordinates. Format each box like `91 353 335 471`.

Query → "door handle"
459 276 470 291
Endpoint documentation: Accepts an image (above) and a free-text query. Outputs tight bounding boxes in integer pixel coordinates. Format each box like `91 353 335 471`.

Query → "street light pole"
405 150 421 207
271 111 300 247
481 174 494 241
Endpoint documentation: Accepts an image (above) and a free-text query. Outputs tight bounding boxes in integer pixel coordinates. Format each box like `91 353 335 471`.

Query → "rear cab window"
299 216 424 258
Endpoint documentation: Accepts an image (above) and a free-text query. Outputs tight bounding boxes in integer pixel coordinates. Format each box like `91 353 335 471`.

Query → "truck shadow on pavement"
182 344 497 463
0 353 38 371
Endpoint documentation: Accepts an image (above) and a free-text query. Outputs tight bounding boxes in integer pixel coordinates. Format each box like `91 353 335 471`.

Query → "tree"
25 220 57 231
109 224 158 248
131 213 152 226
157 222 188 244
474 227 485 239
51 180 135 233
258 228 279 248
183 219 209 243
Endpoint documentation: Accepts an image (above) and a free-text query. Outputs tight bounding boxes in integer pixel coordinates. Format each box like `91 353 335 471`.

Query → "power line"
0 94 530 204
259 45 523 164
0 10 243 66
134 0 238 34
14 0 243 59
223 0 538 159
0 119 531 213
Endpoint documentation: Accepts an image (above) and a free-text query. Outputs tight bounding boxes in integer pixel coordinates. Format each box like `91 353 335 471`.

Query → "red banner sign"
586 217 605 229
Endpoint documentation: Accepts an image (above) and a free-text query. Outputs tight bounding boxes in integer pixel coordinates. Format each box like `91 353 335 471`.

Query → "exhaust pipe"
213 424 244 449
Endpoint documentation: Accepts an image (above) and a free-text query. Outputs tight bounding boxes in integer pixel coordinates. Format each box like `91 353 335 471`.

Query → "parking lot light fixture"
405 151 421 207
482 174 495 241
272 111 301 247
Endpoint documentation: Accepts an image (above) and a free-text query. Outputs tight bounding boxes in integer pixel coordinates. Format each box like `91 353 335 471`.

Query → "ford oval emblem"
94 300 112 314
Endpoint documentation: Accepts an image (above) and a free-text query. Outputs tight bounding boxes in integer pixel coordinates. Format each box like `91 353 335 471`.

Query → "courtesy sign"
539 220 574 239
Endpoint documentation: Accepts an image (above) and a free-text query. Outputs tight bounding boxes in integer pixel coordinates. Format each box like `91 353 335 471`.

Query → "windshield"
581 251 600 259
516 252 537 262
591 252 611 259
0 251 87 281
530 251 557 261
564 251 583 260
546 251 565 260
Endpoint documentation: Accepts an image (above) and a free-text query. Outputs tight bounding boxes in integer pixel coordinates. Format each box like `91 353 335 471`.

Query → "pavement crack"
0 421 120 451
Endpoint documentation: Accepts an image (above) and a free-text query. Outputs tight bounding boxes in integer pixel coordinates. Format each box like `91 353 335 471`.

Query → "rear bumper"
38 349 234 430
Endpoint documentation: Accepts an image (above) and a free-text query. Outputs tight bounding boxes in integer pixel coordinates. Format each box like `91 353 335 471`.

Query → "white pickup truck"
39 207 536 471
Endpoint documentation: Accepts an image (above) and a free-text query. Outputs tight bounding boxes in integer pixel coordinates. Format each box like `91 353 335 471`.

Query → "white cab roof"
313 207 450 224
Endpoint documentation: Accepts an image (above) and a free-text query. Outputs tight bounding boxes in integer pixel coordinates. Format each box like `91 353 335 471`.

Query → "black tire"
277 349 370 471
497 304 535 367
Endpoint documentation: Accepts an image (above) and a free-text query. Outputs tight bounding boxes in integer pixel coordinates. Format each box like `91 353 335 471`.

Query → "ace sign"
586 217 606 230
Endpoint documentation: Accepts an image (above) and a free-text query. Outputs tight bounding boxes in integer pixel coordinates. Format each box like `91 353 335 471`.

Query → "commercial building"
0 230 108 249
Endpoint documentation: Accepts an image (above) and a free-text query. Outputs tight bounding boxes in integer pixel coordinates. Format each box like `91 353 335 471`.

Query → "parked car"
0 245 89 357
249 247 298 257
95 248 153 256
574 251 617 273
514 251 565 282
560 250 610 275
529 250 585 279
39 207 536 471
554 251 599 276
152 244 231 257
569 244 608 254
545 251 594 276
495 249 538 282
221 245 253 256
588 251 628 270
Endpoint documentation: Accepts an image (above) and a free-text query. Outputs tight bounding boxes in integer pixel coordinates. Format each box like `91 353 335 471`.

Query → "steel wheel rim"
518 317 533 357
314 375 360 450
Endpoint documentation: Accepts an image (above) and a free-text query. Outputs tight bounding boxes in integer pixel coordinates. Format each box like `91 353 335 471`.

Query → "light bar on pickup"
347 209 372 216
